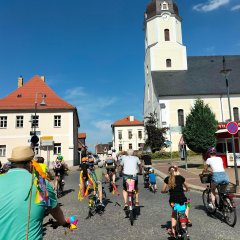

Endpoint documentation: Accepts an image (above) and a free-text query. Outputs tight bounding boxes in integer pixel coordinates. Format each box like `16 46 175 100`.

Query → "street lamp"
220 56 239 186
31 92 46 147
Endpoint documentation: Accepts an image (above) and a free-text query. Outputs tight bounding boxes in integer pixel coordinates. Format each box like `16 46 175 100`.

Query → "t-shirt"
121 155 141 176
164 175 187 204
206 156 225 172
0 168 57 240
94 167 107 182
149 173 156 184
142 154 152 166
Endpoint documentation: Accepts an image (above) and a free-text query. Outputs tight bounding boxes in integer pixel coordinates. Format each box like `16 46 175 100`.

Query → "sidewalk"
152 157 240 198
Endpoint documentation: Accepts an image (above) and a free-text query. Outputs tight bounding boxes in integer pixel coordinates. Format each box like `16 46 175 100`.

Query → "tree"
145 112 168 152
182 98 218 155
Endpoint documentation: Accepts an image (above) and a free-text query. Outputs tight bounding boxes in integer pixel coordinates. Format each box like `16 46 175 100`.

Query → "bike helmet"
208 147 217 155
57 154 63 161
82 157 88 162
149 168 154 173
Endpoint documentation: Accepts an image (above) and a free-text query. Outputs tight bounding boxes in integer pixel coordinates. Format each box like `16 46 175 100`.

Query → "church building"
143 0 240 152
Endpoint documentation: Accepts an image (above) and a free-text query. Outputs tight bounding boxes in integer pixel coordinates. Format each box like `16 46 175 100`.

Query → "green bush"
151 150 199 160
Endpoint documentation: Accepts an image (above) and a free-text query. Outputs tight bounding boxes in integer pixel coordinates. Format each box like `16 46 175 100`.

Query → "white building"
143 0 240 151
111 116 145 153
0 75 80 167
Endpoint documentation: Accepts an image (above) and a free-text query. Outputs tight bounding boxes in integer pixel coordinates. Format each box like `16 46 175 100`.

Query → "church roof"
145 0 180 21
0 75 76 110
152 55 240 97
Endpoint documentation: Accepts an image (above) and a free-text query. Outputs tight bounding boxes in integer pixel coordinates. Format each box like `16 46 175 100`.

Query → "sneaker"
208 203 215 209
123 205 128 211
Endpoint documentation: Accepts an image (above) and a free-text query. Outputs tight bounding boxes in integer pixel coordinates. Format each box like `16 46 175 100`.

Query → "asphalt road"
43 169 240 240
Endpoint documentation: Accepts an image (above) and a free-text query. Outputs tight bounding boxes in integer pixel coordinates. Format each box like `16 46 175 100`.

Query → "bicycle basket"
218 182 237 194
199 172 212 184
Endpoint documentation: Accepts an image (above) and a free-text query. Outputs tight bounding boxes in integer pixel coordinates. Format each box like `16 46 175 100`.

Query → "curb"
154 169 240 198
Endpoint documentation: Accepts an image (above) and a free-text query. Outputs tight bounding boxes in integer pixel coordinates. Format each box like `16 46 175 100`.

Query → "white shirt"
206 156 225 172
121 155 141 175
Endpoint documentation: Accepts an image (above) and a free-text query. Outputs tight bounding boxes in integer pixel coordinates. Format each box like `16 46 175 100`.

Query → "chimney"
129 116 134 121
18 76 23 88
40 76 45 82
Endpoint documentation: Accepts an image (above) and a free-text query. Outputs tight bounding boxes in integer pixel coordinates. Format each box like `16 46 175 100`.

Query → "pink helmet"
208 147 216 155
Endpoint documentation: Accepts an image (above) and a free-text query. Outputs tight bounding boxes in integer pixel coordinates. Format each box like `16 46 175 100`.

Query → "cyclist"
141 150 152 186
120 149 142 210
148 168 157 191
161 165 191 238
53 154 65 192
105 151 116 185
94 161 109 206
203 147 229 208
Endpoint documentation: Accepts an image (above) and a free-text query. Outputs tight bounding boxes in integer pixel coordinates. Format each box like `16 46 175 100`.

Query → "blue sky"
0 0 239 151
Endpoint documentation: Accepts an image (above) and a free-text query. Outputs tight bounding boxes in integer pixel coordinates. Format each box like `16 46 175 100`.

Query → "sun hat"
8 146 34 162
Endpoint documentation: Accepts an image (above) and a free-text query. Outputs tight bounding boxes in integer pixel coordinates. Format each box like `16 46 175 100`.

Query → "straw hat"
8 146 34 162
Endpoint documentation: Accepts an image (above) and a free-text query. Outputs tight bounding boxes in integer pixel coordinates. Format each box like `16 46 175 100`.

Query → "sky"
0 0 239 151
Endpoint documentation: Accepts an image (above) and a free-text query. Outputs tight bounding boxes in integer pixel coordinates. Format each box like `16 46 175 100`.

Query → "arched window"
178 109 184 127
164 29 170 41
166 59 171 67
233 107 239 121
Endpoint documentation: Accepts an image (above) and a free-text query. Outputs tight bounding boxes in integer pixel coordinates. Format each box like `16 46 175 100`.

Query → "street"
43 169 240 240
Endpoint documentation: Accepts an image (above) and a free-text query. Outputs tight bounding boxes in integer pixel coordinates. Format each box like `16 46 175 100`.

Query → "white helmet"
149 168 154 173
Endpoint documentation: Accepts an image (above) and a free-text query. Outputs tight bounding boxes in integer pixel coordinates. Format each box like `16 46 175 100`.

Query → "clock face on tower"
162 14 169 21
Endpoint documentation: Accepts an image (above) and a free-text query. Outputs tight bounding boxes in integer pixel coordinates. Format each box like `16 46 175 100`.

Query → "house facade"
0 75 80 167
111 116 145 153
143 0 240 151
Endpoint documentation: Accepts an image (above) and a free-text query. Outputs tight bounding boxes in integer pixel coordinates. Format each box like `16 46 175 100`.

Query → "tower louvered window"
166 59 172 67
164 29 170 41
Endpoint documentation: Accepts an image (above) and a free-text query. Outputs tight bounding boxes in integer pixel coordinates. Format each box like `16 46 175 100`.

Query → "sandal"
123 204 128 210
167 228 176 238
188 220 192 227
135 202 139 206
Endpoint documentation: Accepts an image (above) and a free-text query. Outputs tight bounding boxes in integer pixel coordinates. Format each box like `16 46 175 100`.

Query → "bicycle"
87 185 107 218
173 203 190 240
200 172 237 227
143 166 151 188
56 173 65 198
125 178 136 226
107 169 120 195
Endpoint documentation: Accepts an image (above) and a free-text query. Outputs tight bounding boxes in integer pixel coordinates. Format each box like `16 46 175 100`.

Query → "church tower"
144 0 187 71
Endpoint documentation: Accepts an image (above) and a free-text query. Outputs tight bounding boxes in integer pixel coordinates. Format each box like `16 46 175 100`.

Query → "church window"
178 109 184 127
233 107 239 121
164 29 170 41
166 59 171 67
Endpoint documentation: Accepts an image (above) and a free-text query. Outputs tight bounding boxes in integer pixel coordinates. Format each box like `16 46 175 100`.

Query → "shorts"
212 172 229 185
122 174 138 191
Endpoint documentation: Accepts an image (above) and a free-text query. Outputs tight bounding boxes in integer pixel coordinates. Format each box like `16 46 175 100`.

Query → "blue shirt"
149 173 156 184
0 168 57 240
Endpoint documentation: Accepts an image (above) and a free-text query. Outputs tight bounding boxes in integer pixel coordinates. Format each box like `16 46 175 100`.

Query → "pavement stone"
152 158 240 197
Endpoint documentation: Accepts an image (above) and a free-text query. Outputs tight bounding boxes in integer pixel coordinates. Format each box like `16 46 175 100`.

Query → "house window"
178 109 184 127
128 130 132 139
31 115 39 128
54 115 61 127
164 29 170 41
54 143 62 155
166 59 172 67
233 107 239 121
118 131 122 140
129 143 132 149
138 130 142 139
0 145 6 157
119 144 122 152
0 116 7 128
16 116 24 128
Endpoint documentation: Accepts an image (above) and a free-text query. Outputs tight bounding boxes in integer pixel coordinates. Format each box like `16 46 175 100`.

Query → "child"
148 168 157 191
161 166 191 238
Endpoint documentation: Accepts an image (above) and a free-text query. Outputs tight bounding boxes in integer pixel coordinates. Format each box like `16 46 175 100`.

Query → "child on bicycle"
94 161 109 206
161 165 191 238
148 168 157 191
53 154 65 191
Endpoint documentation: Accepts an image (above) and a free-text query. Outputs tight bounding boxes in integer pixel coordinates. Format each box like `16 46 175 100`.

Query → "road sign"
226 121 238 135
164 140 172 146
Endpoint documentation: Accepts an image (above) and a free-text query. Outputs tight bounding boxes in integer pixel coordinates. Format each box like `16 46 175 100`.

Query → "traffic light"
31 135 39 145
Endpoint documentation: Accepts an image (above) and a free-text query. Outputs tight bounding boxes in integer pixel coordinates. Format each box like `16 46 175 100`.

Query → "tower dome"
145 0 180 21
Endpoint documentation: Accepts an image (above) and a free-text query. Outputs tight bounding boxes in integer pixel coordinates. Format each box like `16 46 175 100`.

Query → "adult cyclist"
105 151 117 185
53 154 65 192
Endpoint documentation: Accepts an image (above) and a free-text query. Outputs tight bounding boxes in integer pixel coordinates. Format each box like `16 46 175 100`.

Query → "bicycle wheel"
129 210 134 226
202 189 216 214
223 197 237 227
181 232 188 240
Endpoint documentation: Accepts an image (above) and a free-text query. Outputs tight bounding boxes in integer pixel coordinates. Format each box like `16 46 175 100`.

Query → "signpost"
40 136 54 169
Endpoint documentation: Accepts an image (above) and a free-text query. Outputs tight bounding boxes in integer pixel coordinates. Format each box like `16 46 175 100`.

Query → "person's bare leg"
112 173 116 184
171 212 177 237
123 189 128 205
135 192 139 205
98 190 103 203
211 184 217 206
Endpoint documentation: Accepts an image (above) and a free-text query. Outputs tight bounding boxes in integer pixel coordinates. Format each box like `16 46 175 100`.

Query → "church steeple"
144 0 187 71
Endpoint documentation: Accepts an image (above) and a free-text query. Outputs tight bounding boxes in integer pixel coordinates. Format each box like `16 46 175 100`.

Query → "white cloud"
231 4 240 11
193 0 230 12
93 120 112 131
64 86 87 99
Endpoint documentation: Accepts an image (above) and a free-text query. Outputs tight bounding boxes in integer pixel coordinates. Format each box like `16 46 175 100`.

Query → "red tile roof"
112 116 144 127
0 75 75 110
78 133 86 139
